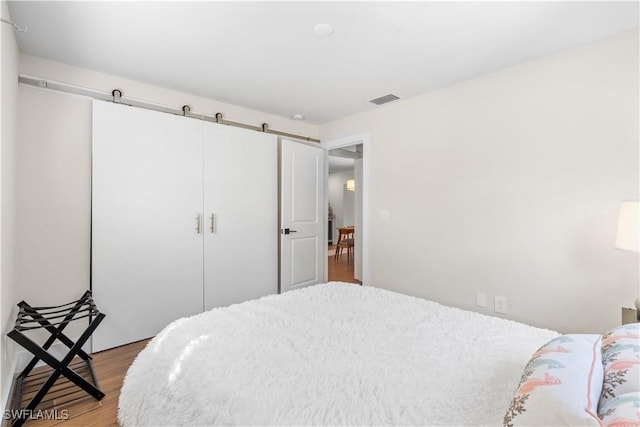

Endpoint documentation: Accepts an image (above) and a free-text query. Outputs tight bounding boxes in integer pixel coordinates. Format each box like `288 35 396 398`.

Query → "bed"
118 282 639 426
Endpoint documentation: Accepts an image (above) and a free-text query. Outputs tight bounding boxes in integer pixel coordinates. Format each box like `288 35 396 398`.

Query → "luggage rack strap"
21 293 87 311
13 290 99 331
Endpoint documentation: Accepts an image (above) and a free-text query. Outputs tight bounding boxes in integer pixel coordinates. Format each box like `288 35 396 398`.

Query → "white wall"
343 184 355 226
328 169 354 231
1 0 19 409
15 86 94 344
14 56 320 348
321 30 640 334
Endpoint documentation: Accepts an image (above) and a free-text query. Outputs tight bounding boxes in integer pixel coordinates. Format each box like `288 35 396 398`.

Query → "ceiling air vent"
369 94 399 105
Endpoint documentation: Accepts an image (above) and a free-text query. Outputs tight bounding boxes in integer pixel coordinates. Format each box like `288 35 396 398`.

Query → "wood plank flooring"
9 339 149 427
328 245 359 284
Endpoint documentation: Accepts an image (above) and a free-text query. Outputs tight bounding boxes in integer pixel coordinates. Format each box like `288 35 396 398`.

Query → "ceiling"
329 145 361 173
8 1 639 125
328 156 355 174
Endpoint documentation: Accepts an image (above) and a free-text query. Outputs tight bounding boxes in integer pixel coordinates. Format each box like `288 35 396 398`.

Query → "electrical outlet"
476 292 486 307
494 296 508 314
378 210 389 222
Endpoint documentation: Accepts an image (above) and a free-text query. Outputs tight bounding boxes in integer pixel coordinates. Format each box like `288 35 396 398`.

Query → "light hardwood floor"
9 339 148 427
328 245 359 284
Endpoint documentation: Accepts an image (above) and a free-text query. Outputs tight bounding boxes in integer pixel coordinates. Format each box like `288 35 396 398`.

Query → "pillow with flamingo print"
504 334 604 427
597 323 640 425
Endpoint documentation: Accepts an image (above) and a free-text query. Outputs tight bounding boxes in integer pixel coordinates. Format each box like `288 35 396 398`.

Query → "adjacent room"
0 1 638 426
328 144 363 284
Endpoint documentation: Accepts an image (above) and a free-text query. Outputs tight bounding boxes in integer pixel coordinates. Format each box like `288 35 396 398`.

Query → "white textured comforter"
118 282 558 426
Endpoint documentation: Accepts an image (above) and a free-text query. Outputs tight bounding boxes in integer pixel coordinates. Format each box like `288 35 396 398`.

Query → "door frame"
322 132 371 285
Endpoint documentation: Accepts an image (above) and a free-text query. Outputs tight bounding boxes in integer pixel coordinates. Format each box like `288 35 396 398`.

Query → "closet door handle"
195 214 202 234
209 213 216 234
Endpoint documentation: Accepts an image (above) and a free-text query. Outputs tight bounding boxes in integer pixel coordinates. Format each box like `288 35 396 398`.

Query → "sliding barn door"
203 123 278 310
92 101 204 352
280 139 325 292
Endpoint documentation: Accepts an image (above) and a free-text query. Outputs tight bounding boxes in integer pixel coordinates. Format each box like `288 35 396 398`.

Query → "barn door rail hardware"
1 17 27 32
19 74 320 143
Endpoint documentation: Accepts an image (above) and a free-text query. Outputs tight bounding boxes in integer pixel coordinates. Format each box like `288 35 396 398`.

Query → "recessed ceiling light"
292 113 305 121
314 23 334 37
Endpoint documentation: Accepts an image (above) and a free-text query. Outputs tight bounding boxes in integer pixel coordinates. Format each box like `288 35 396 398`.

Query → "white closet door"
92 101 204 352
203 122 277 310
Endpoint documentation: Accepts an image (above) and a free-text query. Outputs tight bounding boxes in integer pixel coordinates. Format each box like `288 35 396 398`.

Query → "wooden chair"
334 227 355 263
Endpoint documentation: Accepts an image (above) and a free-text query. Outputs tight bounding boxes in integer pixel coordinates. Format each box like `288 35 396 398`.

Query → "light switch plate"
476 292 486 307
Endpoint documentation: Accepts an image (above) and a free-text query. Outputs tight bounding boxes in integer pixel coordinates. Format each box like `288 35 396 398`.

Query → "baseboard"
1 356 17 427
0 339 94 426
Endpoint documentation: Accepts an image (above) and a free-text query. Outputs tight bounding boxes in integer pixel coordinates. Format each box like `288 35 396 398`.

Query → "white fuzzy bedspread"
118 282 558 426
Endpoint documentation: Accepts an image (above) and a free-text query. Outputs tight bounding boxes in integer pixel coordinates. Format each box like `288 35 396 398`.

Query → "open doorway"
327 144 363 284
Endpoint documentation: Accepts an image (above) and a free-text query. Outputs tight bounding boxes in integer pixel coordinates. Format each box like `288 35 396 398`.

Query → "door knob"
281 228 298 235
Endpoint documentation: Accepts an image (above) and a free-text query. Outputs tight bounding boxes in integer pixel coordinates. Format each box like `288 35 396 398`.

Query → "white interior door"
92 101 204 352
280 139 325 292
203 123 278 310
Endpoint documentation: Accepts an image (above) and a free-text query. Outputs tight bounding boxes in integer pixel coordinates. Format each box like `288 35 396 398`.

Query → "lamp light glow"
615 201 639 252
346 179 355 192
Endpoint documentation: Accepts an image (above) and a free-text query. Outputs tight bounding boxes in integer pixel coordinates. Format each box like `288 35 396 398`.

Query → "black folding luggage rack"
6 291 105 427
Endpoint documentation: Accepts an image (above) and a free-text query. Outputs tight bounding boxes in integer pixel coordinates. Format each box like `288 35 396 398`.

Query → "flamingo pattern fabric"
516 372 562 395
504 334 604 427
598 323 640 427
